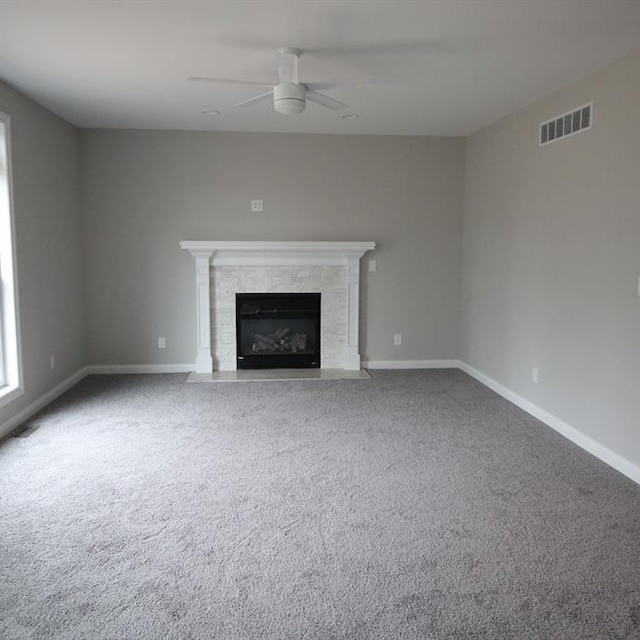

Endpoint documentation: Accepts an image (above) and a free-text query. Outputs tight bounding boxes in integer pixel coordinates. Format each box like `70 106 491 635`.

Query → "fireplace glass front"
235 293 321 369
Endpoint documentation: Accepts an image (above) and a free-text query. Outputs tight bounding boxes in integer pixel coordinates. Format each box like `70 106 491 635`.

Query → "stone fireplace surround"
180 241 375 372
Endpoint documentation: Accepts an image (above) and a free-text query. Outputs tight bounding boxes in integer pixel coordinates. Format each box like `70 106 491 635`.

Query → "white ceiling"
0 1 639 136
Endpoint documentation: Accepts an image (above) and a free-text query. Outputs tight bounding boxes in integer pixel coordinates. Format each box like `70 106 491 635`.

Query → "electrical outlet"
158 337 166 349
49 354 56 370
251 199 263 212
368 259 377 272
394 334 402 346
531 367 538 383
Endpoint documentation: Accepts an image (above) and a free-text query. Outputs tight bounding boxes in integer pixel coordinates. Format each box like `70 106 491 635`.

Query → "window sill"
0 384 23 410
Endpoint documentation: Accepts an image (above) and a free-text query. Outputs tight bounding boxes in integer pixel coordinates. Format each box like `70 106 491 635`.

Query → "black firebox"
235 293 321 369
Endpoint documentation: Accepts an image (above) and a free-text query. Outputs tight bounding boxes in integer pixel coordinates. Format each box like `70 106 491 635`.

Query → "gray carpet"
1 370 639 639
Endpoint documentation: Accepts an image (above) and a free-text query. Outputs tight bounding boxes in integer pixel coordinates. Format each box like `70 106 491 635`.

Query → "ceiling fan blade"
307 79 390 91
276 47 300 84
188 76 271 87
234 91 274 108
306 91 349 111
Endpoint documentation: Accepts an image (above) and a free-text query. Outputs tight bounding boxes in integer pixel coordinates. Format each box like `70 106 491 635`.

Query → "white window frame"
0 111 23 408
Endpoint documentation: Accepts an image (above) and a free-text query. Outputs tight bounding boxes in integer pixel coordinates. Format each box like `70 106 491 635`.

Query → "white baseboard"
459 361 640 486
0 366 89 440
87 364 194 374
363 359 461 370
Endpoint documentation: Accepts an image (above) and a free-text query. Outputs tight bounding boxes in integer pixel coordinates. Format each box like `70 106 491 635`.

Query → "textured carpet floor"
1 370 639 639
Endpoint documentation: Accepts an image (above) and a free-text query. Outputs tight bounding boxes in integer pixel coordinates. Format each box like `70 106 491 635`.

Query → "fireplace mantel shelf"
180 240 376 372
180 240 375 265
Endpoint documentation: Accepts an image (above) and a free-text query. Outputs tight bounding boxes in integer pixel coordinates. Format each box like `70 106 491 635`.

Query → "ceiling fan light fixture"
191 49 356 116
273 82 306 115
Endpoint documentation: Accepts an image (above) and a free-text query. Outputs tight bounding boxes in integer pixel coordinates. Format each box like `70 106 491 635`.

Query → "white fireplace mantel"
180 240 375 372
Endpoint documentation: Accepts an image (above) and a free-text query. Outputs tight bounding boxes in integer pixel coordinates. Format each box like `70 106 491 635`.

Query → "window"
0 112 23 407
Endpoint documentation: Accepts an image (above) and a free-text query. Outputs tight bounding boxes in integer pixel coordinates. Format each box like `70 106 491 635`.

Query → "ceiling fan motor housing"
274 82 306 114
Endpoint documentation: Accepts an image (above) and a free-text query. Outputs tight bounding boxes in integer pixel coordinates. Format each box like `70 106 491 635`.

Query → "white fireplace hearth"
180 241 375 373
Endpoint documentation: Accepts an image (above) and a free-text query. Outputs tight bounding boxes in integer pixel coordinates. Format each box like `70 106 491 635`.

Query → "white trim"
345 257 362 369
87 364 194 375
191 250 214 373
0 112 24 402
180 240 376 266
363 359 461 369
0 384 23 409
0 366 89 440
459 361 640 486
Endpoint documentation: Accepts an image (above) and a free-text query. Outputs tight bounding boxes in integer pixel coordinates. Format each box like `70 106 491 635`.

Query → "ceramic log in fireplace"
236 293 321 369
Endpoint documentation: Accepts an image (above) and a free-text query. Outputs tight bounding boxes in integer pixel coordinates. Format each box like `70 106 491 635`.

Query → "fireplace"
179 241 375 372
236 293 321 369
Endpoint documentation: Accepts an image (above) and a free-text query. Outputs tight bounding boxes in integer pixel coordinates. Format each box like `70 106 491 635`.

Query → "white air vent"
539 102 592 146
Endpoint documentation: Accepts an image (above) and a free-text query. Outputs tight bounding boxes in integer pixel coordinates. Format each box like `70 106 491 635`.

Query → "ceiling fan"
189 47 363 115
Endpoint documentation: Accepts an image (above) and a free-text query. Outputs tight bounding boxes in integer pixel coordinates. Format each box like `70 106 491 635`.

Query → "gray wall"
0 80 86 429
81 131 465 366
461 48 640 467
